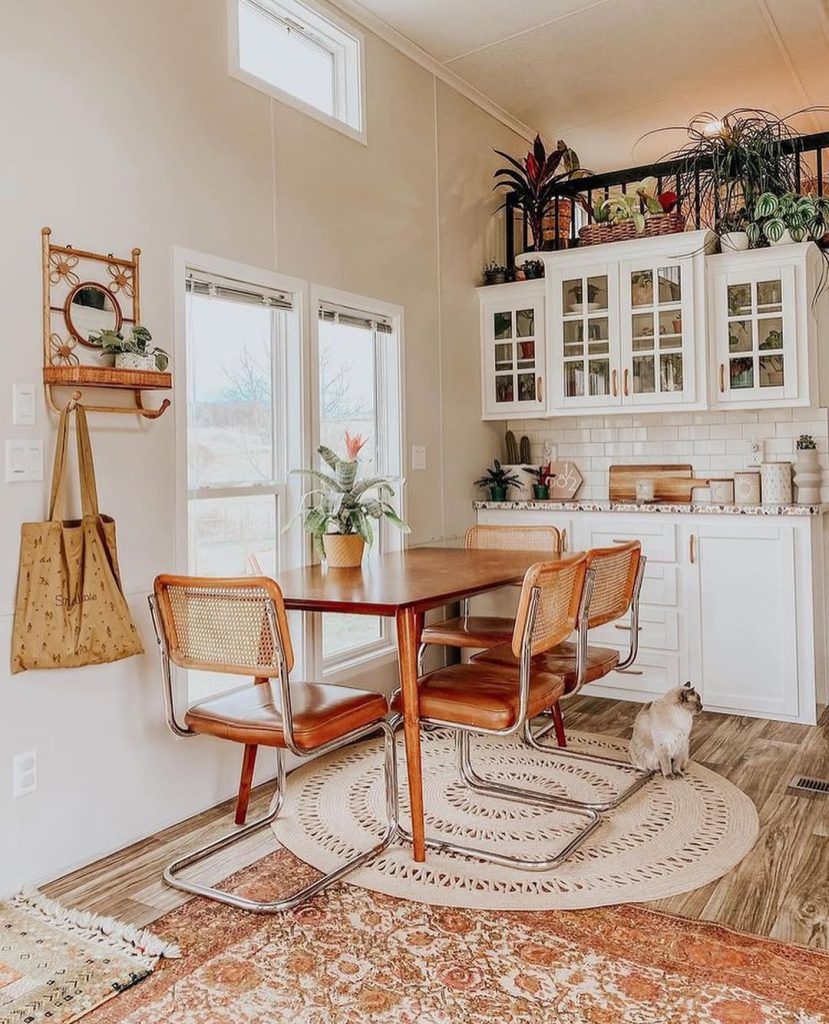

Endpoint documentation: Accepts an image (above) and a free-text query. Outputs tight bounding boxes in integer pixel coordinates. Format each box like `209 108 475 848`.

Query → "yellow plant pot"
322 533 365 568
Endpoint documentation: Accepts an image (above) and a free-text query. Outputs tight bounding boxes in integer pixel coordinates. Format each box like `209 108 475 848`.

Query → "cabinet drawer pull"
614 624 642 632
611 538 631 544
689 534 696 564
623 368 630 397
560 528 567 552
611 369 618 397
536 375 543 403
616 668 643 676
719 363 725 393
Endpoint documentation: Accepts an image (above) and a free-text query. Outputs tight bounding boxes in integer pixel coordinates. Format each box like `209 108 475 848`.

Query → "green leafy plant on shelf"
287 432 410 558
747 192 829 246
92 326 170 372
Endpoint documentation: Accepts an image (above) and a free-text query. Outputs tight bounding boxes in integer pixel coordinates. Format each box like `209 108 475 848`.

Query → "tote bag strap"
47 408 73 521
74 405 101 519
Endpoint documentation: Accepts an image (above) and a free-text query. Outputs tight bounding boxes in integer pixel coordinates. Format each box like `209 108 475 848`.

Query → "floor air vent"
788 776 829 796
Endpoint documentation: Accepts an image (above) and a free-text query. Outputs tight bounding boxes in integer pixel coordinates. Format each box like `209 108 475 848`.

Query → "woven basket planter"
323 533 365 568
579 210 686 246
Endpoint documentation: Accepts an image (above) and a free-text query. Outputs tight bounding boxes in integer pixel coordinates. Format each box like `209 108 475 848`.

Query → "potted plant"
482 260 511 286
92 326 169 372
492 135 589 252
718 208 749 251
522 258 545 280
474 460 521 502
529 465 552 500
288 433 410 568
748 191 829 246
794 434 821 503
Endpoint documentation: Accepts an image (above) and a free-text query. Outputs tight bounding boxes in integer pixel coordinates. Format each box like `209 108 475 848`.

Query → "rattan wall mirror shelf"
41 227 171 419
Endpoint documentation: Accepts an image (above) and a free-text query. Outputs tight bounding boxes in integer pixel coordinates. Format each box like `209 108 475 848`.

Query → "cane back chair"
149 575 398 912
418 525 562 668
474 540 651 811
395 553 602 870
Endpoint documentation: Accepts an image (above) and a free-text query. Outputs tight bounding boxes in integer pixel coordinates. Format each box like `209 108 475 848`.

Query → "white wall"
0 0 522 893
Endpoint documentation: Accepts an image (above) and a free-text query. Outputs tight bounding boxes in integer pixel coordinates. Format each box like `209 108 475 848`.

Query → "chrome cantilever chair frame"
395 578 603 872
522 555 654 812
148 591 399 913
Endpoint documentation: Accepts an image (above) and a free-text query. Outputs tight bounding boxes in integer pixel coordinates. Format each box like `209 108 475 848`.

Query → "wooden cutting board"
609 464 707 502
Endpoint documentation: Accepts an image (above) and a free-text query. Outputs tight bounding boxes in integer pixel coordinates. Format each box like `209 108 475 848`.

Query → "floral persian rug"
81 850 828 1024
0 890 178 1024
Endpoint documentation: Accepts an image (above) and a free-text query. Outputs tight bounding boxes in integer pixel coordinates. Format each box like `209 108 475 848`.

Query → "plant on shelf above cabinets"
474 460 522 502
492 134 590 252
482 260 512 286
747 192 829 247
580 178 685 246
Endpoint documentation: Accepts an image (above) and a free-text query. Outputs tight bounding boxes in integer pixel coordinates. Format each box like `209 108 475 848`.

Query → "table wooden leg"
396 607 426 862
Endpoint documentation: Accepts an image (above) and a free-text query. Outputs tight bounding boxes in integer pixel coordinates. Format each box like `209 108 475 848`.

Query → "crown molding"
327 0 537 142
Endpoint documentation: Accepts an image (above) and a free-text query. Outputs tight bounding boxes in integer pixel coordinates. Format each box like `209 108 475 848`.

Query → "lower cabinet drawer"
640 563 678 607
588 518 677 563
583 648 681 698
592 606 679 652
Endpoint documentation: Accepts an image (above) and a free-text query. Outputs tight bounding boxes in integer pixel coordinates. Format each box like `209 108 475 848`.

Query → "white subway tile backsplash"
507 408 828 498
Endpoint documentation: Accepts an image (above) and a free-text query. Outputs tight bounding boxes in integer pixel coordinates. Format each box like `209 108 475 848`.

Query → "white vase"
502 465 536 501
793 449 822 504
115 352 155 371
760 462 793 504
720 231 749 252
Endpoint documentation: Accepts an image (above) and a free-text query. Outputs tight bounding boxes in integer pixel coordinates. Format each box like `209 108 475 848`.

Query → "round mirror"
64 282 122 348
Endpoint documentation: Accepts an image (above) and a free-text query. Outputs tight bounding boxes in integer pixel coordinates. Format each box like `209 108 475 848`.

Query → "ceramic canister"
760 462 793 504
734 470 761 505
709 479 735 504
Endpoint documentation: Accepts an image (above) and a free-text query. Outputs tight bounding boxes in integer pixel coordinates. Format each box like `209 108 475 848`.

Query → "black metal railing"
504 130 829 267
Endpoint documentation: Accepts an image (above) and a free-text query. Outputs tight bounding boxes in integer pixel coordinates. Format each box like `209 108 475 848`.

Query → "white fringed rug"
272 729 759 911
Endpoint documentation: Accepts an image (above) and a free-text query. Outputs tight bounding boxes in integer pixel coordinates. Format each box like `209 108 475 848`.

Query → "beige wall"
0 0 521 891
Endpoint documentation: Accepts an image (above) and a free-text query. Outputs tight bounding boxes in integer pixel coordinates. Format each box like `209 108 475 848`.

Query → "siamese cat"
630 682 703 778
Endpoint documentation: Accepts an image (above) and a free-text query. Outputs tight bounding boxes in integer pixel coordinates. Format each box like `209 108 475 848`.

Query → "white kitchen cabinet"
479 281 546 419
708 243 826 409
475 505 825 724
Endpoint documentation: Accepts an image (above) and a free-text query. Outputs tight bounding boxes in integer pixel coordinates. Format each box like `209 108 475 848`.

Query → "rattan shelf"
43 365 172 391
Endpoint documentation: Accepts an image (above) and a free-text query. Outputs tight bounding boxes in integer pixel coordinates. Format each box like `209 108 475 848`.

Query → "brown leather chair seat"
392 662 565 731
472 640 620 693
420 615 515 650
185 681 388 752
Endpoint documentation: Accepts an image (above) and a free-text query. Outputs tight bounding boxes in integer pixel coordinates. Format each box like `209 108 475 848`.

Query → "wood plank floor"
42 697 829 947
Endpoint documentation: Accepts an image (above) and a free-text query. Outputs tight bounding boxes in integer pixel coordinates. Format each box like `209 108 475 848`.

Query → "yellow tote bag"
11 405 144 673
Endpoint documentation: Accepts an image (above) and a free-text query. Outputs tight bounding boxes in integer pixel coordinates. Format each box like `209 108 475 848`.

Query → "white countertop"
473 499 828 517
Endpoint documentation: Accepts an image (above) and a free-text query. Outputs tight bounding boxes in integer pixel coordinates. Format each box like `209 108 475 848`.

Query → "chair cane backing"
511 554 587 658
464 524 562 553
153 575 294 677
583 542 642 628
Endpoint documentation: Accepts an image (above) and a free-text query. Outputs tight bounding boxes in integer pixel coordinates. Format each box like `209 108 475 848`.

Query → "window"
183 268 302 698
230 0 365 143
313 291 404 667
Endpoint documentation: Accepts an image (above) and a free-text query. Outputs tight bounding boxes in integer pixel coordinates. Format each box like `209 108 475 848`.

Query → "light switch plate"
411 445 426 471
5 439 44 482
12 383 37 426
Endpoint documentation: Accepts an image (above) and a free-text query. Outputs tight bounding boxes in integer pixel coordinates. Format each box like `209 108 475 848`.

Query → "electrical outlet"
748 440 764 467
13 750 37 798
411 445 426 471
5 439 44 482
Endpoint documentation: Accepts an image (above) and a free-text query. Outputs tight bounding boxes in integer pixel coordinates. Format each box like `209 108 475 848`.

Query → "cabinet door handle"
719 363 725 393
536 375 543 403
611 369 618 397
560 528 567 552
616 668 643 676
689 533 696 564
623 368 630 397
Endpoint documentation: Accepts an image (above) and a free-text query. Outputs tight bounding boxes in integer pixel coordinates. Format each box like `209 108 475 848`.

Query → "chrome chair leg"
523 720 653 812
163 720 400 913
395 726 601 872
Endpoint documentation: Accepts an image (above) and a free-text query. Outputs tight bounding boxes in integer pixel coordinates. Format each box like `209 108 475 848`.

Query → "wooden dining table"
277 545 558 862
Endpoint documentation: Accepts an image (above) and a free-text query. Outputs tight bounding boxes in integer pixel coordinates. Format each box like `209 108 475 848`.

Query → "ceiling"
336 0 829 170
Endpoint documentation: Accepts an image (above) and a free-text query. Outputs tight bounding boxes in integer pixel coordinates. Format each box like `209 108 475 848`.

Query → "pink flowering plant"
288 432 410 557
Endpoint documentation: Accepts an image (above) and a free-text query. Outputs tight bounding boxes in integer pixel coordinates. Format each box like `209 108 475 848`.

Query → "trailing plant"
493 135 589 251
797 434 817 450
482 260 511 285
92 325 169 371
474 459 521 492
287 432 409 558
522 258 545 279
747 191 829 246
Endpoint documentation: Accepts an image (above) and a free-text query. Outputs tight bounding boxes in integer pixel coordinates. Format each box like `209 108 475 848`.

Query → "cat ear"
683 680 692 688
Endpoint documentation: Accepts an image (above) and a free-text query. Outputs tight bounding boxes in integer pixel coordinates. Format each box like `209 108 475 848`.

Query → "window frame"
173 248 311 701
308 284 406 676
227 0 367 146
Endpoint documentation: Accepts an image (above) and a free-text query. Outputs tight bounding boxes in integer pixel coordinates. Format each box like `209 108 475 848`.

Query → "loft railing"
504 130 829 267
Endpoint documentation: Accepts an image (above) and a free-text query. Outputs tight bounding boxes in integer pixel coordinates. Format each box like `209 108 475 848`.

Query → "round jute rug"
272 729 759 911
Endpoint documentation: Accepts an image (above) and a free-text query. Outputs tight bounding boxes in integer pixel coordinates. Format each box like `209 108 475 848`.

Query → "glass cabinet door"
560 272 614 402
722 274 791 398
484 296 544 416
621 261 689 403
